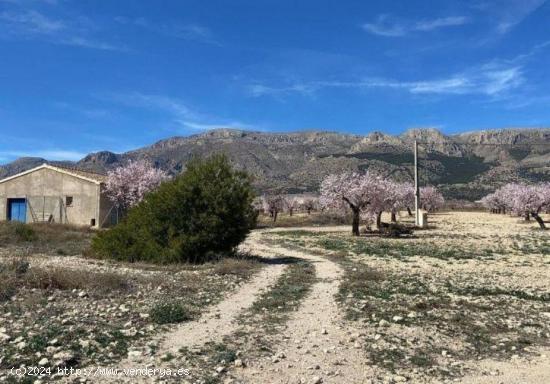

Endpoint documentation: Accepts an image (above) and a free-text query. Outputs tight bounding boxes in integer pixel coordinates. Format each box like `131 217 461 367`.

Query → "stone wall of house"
0 167 105 227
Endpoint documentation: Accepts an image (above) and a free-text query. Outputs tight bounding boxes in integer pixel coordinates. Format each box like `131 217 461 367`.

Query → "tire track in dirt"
237 230 372 384
79 234 289 383
158 260 287 353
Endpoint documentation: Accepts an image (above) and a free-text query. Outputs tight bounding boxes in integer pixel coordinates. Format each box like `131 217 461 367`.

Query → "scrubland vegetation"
1 160 549 383
92 155 257 264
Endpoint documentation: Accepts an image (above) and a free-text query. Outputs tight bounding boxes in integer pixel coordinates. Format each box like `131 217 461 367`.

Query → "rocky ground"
1 212 549 383
0 225 263 383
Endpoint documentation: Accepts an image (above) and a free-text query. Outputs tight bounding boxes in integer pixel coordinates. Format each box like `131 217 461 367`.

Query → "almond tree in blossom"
283 196 300 216
420 186 445 212
301 196 319 215
480 185 511 214
261 194 285 222
367 180 415 227
483 183 550 229
105 160 168 212
400 183 416 216
320 172 381 236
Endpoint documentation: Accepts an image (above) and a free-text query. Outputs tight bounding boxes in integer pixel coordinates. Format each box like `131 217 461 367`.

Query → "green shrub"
92 155 257 263
379 223 414 238
149 301 191 324
14 223 37 242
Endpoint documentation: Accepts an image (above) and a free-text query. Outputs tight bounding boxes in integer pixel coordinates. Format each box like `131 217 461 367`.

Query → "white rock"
234 359 244 367
378 319 389 327
312 376 323 384
127 350 142 358
38 358 49 366
392 316 404 322
53 351 74 363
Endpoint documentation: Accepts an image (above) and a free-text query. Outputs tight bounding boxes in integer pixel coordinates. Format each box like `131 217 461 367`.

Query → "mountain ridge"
2 127 550 200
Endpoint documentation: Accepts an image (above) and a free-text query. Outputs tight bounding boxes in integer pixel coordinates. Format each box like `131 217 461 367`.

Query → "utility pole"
414 140 420 226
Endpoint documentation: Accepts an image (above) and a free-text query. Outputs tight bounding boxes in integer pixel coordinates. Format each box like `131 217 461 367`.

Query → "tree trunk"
532 212 546 229
407 207 412 216
391 212 397 223
289 209 293 216
307 208 311 215
376 211 382 229
352 209 360 236
273 211 278 222
525 212 530 221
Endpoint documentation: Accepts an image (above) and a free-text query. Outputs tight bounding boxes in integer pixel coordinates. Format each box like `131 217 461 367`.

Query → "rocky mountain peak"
400 127 448 142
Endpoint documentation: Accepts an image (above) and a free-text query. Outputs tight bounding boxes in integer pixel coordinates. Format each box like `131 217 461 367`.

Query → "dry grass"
0 259 132 301
0 221 93 255
211 257 260 277
23 267 131 293
257 211 350 228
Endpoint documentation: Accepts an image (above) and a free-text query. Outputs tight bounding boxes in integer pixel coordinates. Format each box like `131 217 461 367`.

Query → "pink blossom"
482 182 550 229
420 186 445 212
105 160 168 210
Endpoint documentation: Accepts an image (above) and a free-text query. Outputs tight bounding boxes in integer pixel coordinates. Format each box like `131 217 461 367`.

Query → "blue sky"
0 0 549 163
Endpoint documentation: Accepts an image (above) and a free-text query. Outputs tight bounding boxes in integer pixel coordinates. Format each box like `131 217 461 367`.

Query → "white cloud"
107 92 257 132
0 9 125 50
249 63 524 97
493 0 546 34
0 9 64 34
363 14 470 37
110 93 198 120
179 121 256 131
415 16 471 31
115 16 217 44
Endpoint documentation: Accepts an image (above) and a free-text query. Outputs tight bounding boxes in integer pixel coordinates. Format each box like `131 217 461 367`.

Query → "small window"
65 196 73 207
90 218 96 227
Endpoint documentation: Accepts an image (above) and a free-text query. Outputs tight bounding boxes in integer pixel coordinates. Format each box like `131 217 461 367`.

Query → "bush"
91 155 258 263
14 223 37 242
149 301 191 324
0 259 29 301
379 223 413 238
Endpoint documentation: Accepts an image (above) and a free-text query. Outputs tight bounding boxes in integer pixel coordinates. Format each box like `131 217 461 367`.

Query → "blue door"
8 198 27 222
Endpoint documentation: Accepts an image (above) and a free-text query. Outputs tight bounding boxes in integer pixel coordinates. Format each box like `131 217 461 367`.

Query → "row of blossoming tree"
481 183 550 229
319 172 444 236
260 195 320 221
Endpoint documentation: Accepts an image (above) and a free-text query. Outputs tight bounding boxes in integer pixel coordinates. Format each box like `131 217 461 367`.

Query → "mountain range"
2 127 550 201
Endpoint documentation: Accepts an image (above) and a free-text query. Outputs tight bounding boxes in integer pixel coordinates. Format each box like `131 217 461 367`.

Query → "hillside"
2 127 550 200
